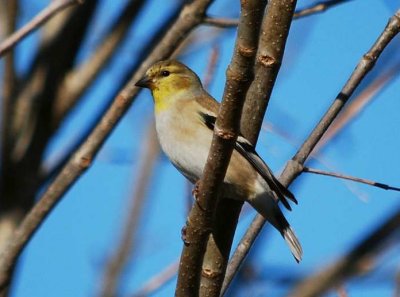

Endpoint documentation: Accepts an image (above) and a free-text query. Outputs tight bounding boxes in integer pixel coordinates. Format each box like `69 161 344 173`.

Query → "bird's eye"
161 70 170 77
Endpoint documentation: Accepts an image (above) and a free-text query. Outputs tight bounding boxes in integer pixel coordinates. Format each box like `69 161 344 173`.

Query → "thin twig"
203 0 353 28
0 0 214 290
315 61 400 152
0 0 83 57
223 9 400 294
303 167 400 192
176 1 266 296
293 0 352 19
132 261 179 297
99 123 160 297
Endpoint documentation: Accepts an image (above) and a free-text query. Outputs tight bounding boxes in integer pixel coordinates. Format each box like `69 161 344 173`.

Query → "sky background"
5 0 400 296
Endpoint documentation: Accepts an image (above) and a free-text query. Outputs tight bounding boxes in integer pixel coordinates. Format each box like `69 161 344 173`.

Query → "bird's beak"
135 74 153 88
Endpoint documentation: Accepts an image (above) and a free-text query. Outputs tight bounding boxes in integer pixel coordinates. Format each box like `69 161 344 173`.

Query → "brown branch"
223 8 400 294
303 167 400 192
99 123 160 297
176 1 266 295
288 206 400 297
131 261 179 297
0 0 83 58
203 0 352 29
221 0 298 294
0 0 214 290
52 0 147 126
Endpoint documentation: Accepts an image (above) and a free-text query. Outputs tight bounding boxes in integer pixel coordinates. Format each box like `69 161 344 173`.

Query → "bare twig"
176 1 266 295
223 9 400 294
289 206 400 297
0 0 214 290
99 123 160 297
203 0 352 29
0 0 83 57
132 261 179 297
303 167 400 192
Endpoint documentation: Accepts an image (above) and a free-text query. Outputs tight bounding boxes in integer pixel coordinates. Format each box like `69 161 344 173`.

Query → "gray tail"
283 226 302 263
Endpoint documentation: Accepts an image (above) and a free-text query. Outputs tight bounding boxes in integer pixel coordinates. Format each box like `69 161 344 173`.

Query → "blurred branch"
100 123 160 297
0 0 83 57
221 0 298 294
0 0 214 291
288 206 400 297
53 0 147 126
131 261 179 297
176 1 266 296
303 167 400 192
203 0 352 29
223 8 400 294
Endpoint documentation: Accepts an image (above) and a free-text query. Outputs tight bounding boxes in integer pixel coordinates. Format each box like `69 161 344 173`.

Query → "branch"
0 0 83 58
203 0 353 29
0 0 214 290
303 167 400 192
99 123 160 297
221 0 298 293
175 0 266 295
223 8 400 293
293 0 352 19
288 206 400 297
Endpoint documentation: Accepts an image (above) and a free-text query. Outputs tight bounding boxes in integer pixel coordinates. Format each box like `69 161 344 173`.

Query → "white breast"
155 104 212 183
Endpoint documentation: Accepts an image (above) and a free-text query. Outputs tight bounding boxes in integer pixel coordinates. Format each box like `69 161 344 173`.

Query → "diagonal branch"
223 8 400 294
175 1 266 295
0 0 83 58
0 0 214 291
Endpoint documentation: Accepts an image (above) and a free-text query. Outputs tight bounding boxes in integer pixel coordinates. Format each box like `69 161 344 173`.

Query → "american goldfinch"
135 60 302 262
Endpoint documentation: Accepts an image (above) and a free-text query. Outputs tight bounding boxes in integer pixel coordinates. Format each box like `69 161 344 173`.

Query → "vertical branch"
198 1 267 296
176 1 266 295
221 0 298 294
223 8 400 294
99 123 160 297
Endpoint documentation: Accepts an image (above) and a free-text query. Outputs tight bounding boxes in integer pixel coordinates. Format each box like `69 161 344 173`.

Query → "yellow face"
135 60 202 113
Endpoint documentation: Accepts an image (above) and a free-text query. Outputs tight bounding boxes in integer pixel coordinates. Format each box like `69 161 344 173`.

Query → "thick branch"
224 8 400 293
175 1 265 295
221 0 298 294
0 0 214 290
0 0 83 58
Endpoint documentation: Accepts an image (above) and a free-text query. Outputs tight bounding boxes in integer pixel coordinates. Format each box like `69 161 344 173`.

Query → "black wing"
198 111 297 211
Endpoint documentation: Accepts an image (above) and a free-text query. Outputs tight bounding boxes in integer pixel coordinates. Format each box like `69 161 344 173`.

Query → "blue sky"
8 0 400 296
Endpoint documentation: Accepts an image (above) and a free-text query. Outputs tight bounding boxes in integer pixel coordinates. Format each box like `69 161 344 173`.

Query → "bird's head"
135 60 203 112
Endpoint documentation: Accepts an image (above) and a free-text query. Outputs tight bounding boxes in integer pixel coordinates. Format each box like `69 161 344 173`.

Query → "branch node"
79 156 92 169
215 126 236 140
238 45 256 58
258 54 279 67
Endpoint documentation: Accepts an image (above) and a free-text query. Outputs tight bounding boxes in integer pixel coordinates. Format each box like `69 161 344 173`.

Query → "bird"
135 60 302 262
